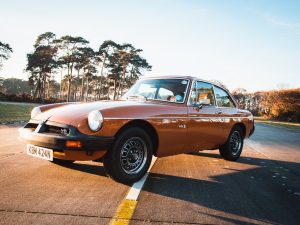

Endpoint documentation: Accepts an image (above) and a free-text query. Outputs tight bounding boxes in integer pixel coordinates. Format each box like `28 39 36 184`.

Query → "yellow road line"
110 199 137 225
126 157 157 200
110 157 157 225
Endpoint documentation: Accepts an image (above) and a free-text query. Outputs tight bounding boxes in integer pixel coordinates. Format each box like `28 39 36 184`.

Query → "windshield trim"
125 78 191 104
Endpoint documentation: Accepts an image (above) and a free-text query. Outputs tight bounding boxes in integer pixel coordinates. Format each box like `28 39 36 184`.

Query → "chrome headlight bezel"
248 114 254 122
31 107 42 119
88 110 103 132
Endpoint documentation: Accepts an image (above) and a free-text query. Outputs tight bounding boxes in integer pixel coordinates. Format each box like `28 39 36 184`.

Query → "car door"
213 85 239 139
148 79 190 157
186 80 226 151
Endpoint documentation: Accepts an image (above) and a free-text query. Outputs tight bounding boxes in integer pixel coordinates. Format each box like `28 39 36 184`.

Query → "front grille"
24 121 71 136
44 125 70 136
24 123 38 131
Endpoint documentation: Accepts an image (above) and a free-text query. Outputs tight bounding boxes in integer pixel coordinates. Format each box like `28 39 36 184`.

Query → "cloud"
263 12 300 30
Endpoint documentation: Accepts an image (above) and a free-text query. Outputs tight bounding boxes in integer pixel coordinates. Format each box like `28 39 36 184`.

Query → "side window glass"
189 81 216 106
214 86 235 107
197 81 216 106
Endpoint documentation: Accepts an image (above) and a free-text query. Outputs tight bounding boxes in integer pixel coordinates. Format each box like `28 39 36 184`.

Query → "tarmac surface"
0 123 299 225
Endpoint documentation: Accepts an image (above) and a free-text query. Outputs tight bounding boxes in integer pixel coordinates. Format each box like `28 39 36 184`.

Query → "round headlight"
88 110 103 131
31 107 42 118
248 114 254 121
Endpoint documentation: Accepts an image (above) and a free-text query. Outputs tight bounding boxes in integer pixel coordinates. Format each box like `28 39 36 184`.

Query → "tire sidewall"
220 125 244 161
104 127 153 183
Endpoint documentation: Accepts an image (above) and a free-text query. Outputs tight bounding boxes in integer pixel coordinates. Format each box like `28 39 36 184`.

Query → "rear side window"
214 86 235 108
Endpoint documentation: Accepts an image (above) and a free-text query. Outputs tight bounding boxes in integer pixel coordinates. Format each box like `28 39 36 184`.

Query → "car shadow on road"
54 161 107 177
51 152 300 225
138 152 300 225
191 151 300 176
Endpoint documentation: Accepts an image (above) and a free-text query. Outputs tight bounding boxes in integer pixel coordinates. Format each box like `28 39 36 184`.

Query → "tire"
219 125 244 161
103 127 153 184
51 158 75 165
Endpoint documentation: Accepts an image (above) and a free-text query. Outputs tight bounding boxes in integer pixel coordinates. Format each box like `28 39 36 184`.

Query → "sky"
0 0 300 92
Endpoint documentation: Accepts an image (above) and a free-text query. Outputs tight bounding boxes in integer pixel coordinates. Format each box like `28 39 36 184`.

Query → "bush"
0 92 63 104
233 88 300 123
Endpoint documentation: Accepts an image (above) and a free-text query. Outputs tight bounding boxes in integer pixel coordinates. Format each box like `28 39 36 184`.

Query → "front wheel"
103 127 153 184
219 125 244 161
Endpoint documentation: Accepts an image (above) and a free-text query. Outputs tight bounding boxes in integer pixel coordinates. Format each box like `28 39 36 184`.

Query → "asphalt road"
0 123 299 225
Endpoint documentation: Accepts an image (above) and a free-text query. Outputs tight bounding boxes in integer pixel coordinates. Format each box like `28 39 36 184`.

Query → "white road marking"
126 156 157 201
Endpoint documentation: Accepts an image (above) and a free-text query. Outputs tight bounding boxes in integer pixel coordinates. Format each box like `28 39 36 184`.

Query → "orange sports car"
19 76 255 183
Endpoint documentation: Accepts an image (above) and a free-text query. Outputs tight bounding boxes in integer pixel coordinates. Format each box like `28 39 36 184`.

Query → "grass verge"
0 102 39 123
254 117 300 132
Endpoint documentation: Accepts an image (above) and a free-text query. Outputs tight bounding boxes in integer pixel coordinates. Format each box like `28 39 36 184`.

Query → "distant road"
247 123 300 175
0 123 299 225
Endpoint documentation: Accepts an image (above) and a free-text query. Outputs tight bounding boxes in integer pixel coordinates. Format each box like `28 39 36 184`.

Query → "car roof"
141 75 227 90
140 75 238 107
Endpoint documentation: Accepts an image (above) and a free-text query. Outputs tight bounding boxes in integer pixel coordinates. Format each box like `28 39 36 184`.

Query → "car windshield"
123 79 189 103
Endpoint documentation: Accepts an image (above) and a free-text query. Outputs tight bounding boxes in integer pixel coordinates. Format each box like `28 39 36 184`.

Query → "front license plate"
27 144 53 161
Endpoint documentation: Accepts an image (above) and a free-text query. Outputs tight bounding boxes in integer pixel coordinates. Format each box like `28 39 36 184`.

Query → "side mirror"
192 102 203 109
193 99 210 109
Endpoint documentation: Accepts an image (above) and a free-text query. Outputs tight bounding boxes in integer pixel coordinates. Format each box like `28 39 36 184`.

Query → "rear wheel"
103 127 153 184
219 125 244 161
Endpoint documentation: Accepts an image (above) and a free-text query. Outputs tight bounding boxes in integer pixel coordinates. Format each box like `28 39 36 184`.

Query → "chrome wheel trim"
120 137 147 175
229 131 242 156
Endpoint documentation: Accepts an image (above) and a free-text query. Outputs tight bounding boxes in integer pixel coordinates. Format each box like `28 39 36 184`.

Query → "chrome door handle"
215 111 222 114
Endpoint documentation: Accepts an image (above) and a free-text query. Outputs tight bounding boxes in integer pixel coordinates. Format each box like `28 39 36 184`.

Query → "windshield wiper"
127 95 148 101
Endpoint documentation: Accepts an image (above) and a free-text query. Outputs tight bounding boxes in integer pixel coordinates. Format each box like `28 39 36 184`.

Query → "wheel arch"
114 119 159 156
233 122 246 138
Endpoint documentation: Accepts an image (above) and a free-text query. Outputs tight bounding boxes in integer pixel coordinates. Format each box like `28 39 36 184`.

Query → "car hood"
34 100 148 125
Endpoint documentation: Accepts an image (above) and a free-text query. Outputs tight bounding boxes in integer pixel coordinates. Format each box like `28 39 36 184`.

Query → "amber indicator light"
66 140 82 148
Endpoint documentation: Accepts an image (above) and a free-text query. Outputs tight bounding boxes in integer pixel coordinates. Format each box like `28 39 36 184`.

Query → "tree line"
26 32 151 102
1 36 300 122
232 88 300 122
0 32 152 103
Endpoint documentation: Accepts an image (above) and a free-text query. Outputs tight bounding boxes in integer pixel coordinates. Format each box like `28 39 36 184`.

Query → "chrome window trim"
137 76 238 108
212 84 218 107
187 80 196 107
